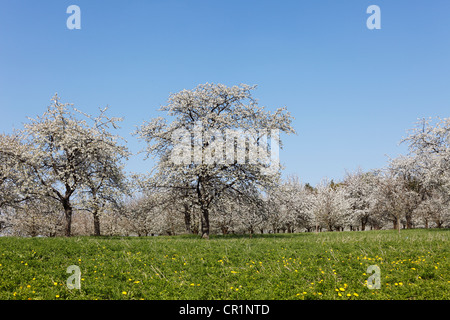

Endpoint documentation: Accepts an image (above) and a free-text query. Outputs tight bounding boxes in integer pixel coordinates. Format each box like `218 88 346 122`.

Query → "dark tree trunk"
201 206 210 239
406 212 414 229
221 226 228 235
196 177 210 239
93 211 101 236
91 190 101 236
393 216 401 233
183 203 191 234
63 200 73 237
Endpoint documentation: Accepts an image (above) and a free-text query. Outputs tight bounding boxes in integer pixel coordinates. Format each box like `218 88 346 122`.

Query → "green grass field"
0 229 448 300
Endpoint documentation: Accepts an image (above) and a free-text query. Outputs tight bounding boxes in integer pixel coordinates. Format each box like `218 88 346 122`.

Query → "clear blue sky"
1 0 450 186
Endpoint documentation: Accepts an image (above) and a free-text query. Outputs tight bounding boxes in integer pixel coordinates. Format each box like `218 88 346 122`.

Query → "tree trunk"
91 191 101 236
183 203 191 234
197 178 210 239
200 206 210 239
395 216 401 234
221 226 228 235
406 212 413 229
63 200 73 237
93 211 101 236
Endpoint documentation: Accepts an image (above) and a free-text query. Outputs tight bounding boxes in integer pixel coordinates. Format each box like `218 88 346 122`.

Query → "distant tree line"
1 85 449 237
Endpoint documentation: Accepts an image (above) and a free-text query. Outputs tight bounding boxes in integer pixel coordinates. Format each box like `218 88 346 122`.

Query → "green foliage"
0 229 448 300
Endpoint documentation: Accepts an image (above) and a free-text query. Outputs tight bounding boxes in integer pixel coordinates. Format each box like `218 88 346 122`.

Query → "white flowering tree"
370 170 420 232
413 191 450 228
265 190 284 233
10 197 64 237
312 179 351 232
0 95 129 236
135 83 295 238
264 176 313 233
387 155 430 229
233 187 267 236
343 169 379 231
398 117 450 227
0 133 39 210
76 107 130 236
210 191 239 235
121 191 165 236
277 176 315 232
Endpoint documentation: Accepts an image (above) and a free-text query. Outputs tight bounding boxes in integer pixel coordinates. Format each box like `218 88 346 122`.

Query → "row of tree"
1 84 449 237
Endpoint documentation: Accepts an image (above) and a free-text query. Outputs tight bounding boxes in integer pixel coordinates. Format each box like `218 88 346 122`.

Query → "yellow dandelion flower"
122 291 127 295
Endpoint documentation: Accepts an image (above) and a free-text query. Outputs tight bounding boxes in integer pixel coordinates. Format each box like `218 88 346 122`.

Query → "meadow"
0 229 448 300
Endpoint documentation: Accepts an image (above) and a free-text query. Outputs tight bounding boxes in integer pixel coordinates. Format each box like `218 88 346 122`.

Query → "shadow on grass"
12 228 446 241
